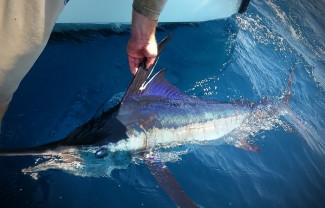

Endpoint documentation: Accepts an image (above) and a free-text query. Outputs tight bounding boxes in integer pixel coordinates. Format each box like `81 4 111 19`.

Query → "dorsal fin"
139 68 188 99
122 35 171 102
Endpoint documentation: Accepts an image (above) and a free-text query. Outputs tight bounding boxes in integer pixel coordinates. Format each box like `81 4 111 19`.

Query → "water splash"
221 0 325 155
238 0 325 89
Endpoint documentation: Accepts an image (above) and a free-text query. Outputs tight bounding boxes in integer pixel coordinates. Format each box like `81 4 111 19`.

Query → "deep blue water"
1 0 324 207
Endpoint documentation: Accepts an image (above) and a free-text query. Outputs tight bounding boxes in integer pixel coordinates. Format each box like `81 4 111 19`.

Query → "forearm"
130 9 157 45
133 0 167 21
130 0 167 43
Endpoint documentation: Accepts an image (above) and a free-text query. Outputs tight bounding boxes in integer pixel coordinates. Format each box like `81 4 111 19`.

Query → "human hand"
127 9 158 75
127 37 157 74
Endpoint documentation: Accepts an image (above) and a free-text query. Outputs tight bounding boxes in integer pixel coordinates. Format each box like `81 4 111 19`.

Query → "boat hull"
57 0 247 24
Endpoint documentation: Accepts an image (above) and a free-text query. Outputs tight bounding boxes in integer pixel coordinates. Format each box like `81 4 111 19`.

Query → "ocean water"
0 0 324 207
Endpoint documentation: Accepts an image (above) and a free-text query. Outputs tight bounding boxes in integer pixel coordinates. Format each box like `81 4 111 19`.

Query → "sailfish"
0 35 294 207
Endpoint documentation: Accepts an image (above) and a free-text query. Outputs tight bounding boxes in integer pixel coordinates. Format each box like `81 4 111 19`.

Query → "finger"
146 56 156 69
128 56 138 75
129 56 143 75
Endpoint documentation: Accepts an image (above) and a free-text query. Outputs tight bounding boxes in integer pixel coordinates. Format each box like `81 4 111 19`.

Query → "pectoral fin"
145 152 197 208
